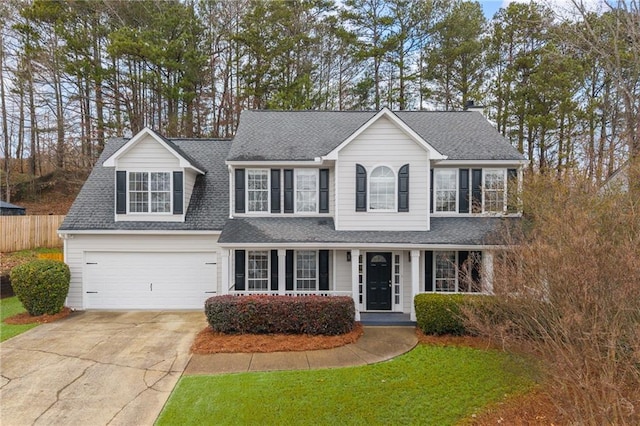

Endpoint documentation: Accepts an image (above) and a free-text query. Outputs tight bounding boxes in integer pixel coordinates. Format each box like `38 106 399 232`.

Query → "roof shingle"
227 110 524 161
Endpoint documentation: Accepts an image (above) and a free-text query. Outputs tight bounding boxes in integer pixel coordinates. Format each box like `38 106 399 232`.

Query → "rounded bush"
10 259 70 316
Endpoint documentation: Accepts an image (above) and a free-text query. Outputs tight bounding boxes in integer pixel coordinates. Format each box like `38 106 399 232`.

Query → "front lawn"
157 345 535 425
0 296 38 342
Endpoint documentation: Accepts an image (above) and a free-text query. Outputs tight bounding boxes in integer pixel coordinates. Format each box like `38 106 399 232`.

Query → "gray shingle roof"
227 110 525 161
218 217 515 246
59 138 231 231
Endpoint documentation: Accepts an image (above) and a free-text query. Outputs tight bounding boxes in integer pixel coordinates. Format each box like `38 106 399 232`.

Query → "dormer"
103 128 206 222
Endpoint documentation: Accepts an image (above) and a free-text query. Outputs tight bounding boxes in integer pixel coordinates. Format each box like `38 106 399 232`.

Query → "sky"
478 0 607 20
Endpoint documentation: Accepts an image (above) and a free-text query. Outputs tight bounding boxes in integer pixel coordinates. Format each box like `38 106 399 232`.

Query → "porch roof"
218 216 516 247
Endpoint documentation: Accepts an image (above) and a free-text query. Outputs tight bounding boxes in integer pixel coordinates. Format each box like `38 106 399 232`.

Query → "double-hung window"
247 250 269 290
295 169 318 213
434 251 457 292
128 172 171 213
247 169 269 212
295 250 317 291
369 166 395 210
434 169 457 212
483 169 506 213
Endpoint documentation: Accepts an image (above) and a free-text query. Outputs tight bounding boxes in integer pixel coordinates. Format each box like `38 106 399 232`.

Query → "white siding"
64 234 221 309
336 116 430 231
117 135 180 169
333 250 352 292
185 169 198 208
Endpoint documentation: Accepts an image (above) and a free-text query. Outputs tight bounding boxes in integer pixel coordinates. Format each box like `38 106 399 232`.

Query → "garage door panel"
85 251 216 309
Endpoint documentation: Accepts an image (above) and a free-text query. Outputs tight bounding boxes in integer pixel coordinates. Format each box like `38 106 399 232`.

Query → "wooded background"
1 0 639 201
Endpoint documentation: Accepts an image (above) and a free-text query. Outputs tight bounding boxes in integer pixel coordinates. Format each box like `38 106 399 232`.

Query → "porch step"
359 312 416 327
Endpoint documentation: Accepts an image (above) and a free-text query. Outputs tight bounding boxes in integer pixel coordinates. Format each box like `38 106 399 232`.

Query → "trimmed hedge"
414 293 499 336
10 259 70 316
205 295 355 335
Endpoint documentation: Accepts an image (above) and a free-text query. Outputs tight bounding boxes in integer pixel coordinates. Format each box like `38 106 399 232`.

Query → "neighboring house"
0 200 26 215
59 108 526 320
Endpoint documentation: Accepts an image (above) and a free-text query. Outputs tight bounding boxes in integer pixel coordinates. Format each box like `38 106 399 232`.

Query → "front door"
366 252 392 310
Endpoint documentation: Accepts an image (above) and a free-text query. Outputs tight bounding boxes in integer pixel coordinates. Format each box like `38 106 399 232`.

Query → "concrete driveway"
0 311 206 425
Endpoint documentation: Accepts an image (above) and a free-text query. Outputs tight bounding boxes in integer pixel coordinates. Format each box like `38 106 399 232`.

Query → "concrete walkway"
185 326 418 375
1 312 417 426
0 311 206 426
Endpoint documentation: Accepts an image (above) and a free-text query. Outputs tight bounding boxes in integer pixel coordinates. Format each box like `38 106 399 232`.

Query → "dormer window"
129 172 171 213
369 166 395 211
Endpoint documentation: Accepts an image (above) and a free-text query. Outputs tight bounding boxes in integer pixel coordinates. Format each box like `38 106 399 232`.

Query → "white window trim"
246 250 270 291
294 169 319 214
294 250 319 291
127 171 173 215
367 165 397 212
246 168 270 214
433 168 458 213
433 250 458 293
482 169 507 214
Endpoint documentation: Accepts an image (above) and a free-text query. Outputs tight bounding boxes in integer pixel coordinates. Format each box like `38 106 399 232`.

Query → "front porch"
219 247 492 322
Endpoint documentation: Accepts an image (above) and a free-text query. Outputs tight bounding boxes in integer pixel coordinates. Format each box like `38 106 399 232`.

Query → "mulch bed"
191 322 364 354
4 307 72 325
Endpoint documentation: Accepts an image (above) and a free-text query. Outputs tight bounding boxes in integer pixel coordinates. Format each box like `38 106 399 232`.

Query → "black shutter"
398 164 409 212
271 169 281 213
507 168 518 213
470 251 482 292
319 169 329 213
424 251 433 292
235 250 245 291
116 171 127 214
472 169 482 213
429 169 434 213
235 169 245 213
459 169 469 213
284 169 294 213
285 250 294 291
356 164 367 212
173 171 183 214
458 251 469 292
270 250 278 291
319 250 329 291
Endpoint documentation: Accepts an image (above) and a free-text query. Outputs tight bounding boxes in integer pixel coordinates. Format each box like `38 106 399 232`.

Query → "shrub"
10 260 70 316
414 293 498 336
205 295 354 335
470 174 640 424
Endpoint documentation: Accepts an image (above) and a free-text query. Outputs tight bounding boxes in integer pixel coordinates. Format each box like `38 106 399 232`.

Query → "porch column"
482 251 494 294
351 249 360 321
278 249 287 295
220 249 229 295
410 249 420 321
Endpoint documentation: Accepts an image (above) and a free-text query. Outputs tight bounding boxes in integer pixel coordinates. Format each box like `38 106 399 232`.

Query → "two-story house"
59 108 525 321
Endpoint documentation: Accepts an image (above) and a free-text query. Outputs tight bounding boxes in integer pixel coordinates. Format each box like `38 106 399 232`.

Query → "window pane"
247 169 269 212
484 170 505 213
129 172 148 212
370 166 395 210
435 251 456 292
248 251 269 290
295 170 317 213
296 251 317 291
435 169 457 212
150 172 171 213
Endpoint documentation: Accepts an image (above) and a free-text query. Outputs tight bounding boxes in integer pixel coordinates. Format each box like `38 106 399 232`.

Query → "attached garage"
83 251 217 309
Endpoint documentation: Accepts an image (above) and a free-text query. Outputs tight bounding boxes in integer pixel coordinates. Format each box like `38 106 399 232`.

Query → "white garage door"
84 251 217 309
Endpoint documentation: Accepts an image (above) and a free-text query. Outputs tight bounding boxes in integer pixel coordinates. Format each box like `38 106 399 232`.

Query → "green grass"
1 296 38 342
157 345 535 425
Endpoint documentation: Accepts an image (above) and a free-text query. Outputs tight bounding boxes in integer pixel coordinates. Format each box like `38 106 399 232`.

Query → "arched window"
369 166 395 210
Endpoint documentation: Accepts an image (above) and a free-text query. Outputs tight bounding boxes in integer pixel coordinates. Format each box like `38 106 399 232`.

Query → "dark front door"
366 252 392 310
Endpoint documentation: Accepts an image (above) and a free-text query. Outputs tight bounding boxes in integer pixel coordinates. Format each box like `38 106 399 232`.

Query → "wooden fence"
0 215 66 252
